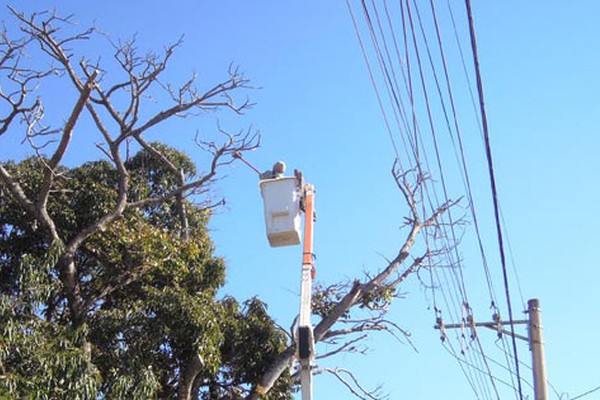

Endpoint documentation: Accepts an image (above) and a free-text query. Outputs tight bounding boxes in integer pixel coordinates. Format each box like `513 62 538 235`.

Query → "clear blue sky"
3 1 600 399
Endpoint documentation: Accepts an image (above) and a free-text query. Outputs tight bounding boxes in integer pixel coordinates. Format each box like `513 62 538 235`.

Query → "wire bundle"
345 1 529 398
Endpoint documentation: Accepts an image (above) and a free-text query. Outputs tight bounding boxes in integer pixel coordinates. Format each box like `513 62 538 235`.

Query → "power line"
463 0 524 398
345 0 403 166
346 1 527 398
442 342 523 394
571 385 600 400
402 3 508 395
424 0 498 306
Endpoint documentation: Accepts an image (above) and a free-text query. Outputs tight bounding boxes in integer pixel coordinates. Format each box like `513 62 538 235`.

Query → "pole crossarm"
434 319 529 341
435 320 528 329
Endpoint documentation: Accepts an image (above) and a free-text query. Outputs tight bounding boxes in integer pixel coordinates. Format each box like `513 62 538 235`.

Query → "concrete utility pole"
435 298 548 400
528 299 548 400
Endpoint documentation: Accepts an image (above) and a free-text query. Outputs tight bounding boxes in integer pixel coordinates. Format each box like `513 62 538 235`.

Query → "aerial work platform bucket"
259 177 302 247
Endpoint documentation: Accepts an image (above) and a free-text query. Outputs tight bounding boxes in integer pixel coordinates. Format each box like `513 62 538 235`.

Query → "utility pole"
528 299 548 400
435 298 548 400
298 183 316 400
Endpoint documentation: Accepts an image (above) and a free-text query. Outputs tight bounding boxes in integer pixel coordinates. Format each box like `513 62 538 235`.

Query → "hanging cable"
424 0 499 305
360 0 419 166
445 0 483 133
499 206 527 309
345 0 403 168
567 385 600 400
403 2 499 397
345 2 527 397
463 1 524 398
442 342 523 394
420 2 521 393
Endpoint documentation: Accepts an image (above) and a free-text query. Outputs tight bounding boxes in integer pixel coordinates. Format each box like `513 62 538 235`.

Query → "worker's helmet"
273 161 286 174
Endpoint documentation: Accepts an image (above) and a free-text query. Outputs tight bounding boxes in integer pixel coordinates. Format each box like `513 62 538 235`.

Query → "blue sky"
3 1 600 399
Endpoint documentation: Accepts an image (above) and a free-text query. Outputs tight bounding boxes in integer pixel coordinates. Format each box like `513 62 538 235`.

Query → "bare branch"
128 129 258 211
316 335 368 359
0 26 58 139
316 368 384 400
0 163 61 241
131 69 251 137
37 70 97 209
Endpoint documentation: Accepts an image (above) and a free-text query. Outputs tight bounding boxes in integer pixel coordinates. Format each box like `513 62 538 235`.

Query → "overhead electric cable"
369 0 413 139
473 345 531 398
345 0 403 167
442 342 523 394
358 0 468 330
569 385 600 400
445 0 483 132
403 3 500 397
463 0 524 398
415 0 498 308
494 340 563 400
382 0 418 138
419 2 520 390
346 2 523 397
381 0 442 311
499 207 526 308
368 0 460 281
443 339 483 398
408 0 472 304
360 0 416 164
425 0 499 305
400 0 470 329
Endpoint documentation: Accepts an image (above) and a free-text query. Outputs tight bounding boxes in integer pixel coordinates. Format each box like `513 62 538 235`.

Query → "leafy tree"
0 8 292 400
0 151 293 399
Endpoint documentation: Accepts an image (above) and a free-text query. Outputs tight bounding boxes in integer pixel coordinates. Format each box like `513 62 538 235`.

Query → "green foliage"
215 297 294 400
0 146 292 399
0 245 99 399
359 285 396 311
312 283 351 320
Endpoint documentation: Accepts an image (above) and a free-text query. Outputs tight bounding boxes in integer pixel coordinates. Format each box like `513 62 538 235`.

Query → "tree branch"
0 163 60 241
317 368 383 400
178 354 204 400
37 70 97 212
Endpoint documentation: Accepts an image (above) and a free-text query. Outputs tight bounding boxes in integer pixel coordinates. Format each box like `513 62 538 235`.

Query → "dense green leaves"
0 146 292 399
0 280 99 400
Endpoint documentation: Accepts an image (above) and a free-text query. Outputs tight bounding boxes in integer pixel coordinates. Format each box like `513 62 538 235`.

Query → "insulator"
436 316 447 342
467 314 477 340
493 312 503 339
